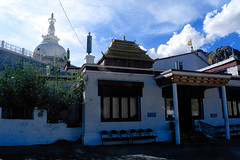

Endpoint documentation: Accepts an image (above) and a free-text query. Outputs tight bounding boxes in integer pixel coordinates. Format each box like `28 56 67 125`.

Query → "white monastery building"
66 35 240 145
1 14 240 146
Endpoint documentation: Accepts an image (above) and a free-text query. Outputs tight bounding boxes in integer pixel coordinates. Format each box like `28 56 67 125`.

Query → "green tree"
43 71 84 122
0 62 84 122
0 62 44 109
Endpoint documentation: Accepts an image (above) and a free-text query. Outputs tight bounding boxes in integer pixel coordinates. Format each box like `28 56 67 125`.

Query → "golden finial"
123 36 126 41
188 39 194 52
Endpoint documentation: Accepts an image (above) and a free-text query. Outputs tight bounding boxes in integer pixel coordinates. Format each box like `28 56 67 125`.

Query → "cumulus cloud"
140 46 159 60
203 0 240 38
146 48 159 59
147 0 240 59
147 24 205 59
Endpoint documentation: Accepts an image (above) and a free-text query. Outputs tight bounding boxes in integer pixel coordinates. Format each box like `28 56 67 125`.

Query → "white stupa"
33 13 66 61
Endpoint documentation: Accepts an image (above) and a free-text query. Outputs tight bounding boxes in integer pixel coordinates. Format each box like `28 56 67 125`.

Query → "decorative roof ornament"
48 13 56 36
188 39 194 52
86 32 92 55
64 48 70 60
41 13 60 43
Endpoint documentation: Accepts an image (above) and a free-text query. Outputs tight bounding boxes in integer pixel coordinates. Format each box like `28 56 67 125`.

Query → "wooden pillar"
221 86 230 140
172 83 180 145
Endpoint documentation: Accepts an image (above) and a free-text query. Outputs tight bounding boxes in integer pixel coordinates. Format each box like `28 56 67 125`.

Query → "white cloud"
147 24 205 59
60 0 114 25
99 37 115 43
147 2 199 26
0 0 235 66
140 45 159 60
146 48 159 60
147 0 239 59
203 0 240 37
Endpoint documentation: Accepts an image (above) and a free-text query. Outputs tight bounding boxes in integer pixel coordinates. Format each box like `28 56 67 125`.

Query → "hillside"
207 46 240 64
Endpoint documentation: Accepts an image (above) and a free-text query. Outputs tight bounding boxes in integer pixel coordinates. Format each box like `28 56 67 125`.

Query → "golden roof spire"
188 39 194 52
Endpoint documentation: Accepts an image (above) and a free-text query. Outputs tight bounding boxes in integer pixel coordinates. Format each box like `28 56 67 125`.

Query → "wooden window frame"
165 98 174 121
191 98 204 120
98 80 143 122
227 99 240 118
101 96 141 122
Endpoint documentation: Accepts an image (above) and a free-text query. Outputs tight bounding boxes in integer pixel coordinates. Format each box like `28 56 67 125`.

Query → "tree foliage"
0 62 84 122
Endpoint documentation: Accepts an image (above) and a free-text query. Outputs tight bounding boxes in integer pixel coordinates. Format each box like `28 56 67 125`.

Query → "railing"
198 121 223 138
0 40 33 57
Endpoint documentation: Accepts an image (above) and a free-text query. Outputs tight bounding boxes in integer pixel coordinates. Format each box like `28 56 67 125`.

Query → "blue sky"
0 0 240 66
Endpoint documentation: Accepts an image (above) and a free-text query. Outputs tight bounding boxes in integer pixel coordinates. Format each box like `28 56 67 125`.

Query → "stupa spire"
48 13 56 36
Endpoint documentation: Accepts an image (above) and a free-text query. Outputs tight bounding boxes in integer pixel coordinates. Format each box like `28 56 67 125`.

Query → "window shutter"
98 80 144 97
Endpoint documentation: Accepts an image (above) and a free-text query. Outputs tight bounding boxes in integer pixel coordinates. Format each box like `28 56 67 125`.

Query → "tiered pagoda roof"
97 38 153 68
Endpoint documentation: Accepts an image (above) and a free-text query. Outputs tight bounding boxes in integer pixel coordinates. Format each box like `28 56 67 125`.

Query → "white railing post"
1 41 4 48
0 40 33 57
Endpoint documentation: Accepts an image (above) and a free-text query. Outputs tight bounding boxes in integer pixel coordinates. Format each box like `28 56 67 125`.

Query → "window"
191 98 204 119
101 96 140 121
113 97 119 118
165 98 174 120
191 99 199 116
102 97 110 119
165 98 203 120
227 99 240 118
98 80 143 122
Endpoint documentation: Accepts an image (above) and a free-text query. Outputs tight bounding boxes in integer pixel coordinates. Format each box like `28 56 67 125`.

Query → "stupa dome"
33 13 66 60
34 40 66 58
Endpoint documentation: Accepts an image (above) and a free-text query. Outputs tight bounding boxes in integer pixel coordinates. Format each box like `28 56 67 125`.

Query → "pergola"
155 69 232 144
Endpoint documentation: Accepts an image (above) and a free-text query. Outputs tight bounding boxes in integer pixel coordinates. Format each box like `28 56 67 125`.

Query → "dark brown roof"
97 39 153 64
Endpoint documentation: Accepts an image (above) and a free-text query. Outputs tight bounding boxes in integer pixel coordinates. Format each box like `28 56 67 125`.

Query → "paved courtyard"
0 137 240 160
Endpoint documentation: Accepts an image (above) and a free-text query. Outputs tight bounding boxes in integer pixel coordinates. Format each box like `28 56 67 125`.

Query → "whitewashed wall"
198 87 240 126
82 70 172 145
201 88 225 126
0 108 82 146
81 68 240 145
227 66 238 76
154 53 208 71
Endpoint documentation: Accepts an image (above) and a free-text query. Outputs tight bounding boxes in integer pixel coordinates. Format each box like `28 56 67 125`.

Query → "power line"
58 0 86 51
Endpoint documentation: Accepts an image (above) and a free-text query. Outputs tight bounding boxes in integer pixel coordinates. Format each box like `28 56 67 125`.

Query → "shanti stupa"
33 13 67 63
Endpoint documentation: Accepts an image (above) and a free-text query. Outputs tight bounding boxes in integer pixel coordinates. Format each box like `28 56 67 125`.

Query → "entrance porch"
155 69 232 144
